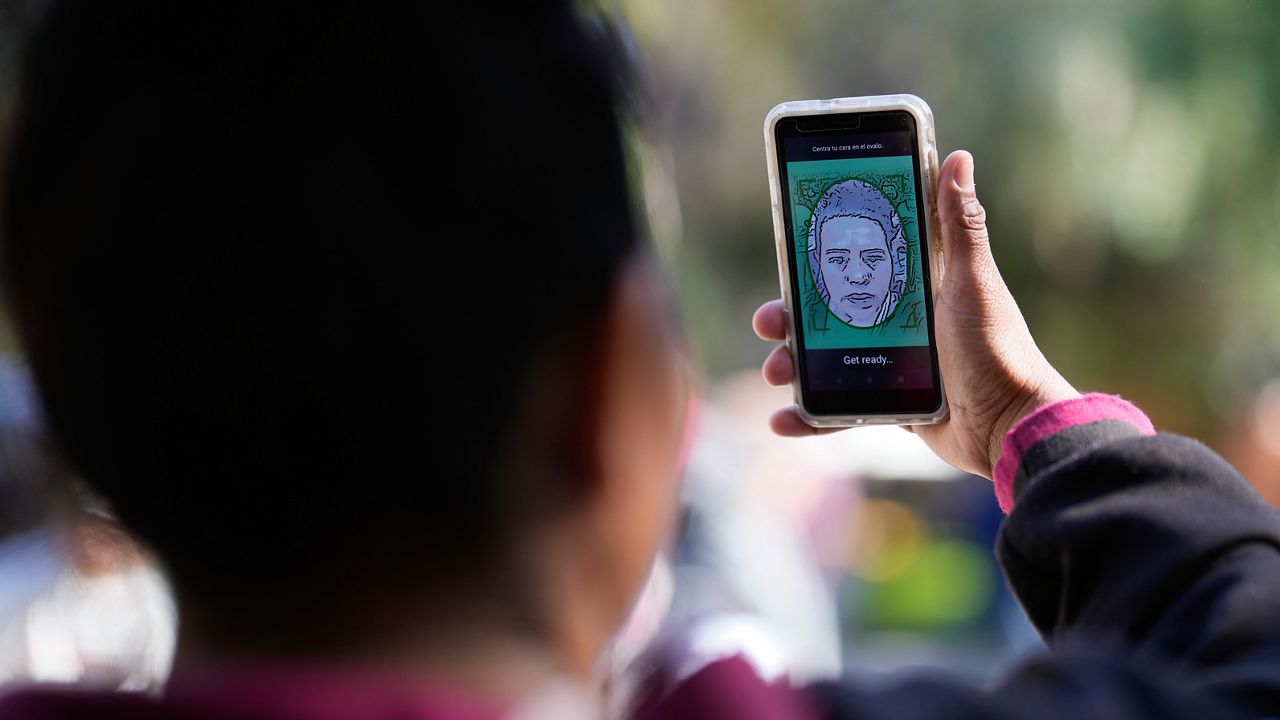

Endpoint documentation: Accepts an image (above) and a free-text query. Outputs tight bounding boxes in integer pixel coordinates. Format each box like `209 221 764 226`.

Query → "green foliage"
624 0 1280 441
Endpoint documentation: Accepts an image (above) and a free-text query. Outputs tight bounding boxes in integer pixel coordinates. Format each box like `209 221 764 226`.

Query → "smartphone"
764 94 946 426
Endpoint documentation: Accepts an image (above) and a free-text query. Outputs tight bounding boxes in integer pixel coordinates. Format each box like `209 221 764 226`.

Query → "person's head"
2 0 687 678
808 180 908 327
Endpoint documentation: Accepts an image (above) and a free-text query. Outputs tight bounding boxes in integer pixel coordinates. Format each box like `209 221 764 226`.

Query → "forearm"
994 395 1280 712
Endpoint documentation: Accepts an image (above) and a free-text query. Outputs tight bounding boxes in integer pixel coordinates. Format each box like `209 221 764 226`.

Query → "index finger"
752 299 788 342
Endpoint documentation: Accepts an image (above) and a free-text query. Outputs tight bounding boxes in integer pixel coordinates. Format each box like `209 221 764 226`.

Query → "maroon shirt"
0 663 504 720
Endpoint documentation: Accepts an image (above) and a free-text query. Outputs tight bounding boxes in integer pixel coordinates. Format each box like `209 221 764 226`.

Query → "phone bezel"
764 95 948 427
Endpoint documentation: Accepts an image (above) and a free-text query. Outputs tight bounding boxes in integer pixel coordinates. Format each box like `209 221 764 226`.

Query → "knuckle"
957 193 988 236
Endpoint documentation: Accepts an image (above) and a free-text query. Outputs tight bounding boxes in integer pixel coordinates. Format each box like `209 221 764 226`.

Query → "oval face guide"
765 96 946 427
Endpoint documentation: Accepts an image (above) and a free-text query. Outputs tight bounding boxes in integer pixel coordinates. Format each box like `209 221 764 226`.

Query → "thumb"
936 150 995 273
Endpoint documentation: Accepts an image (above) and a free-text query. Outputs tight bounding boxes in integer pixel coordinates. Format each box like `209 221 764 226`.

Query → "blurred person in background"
0 357 63 677
0 3 1278 720
0 357 174 690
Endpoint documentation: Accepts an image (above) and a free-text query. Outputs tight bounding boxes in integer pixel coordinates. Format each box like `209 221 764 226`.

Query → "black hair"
1 0 639 617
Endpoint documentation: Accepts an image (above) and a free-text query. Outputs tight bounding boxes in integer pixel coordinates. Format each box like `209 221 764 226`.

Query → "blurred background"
615 0 1280 686
1 0 1279 697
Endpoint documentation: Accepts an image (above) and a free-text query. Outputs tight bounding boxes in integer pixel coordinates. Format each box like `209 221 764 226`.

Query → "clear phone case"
763 94 947 427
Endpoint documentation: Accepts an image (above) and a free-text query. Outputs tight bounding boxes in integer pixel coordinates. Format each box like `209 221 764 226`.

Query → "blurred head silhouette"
3 0 687 686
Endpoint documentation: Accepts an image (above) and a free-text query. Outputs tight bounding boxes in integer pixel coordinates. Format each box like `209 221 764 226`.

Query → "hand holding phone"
758 140 1079 477
765 95 947 426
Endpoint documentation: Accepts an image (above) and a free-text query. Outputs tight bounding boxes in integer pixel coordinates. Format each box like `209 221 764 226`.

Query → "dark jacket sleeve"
809 431 1280 719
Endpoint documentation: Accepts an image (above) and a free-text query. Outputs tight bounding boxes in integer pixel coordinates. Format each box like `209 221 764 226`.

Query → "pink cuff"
993 393 1155 514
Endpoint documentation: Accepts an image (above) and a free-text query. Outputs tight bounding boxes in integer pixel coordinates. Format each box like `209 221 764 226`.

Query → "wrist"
985 374 1079 476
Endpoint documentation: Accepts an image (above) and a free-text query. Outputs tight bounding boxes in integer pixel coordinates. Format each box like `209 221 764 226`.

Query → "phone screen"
773 110 943 418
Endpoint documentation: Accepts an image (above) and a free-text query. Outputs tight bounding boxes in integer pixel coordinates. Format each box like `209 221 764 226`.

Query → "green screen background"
787 155 930 350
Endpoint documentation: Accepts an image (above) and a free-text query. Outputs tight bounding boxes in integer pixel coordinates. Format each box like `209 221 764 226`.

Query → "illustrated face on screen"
819 216 892 326
808 180 908 328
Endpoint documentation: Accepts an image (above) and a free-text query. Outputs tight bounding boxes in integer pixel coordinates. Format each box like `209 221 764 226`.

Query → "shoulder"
0 686 160 719
631 655 824 720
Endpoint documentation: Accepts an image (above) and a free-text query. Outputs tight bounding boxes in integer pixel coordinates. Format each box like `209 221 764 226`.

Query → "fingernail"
955 153 975 191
